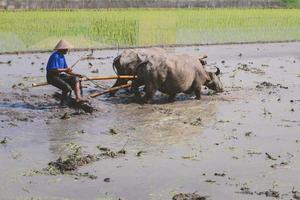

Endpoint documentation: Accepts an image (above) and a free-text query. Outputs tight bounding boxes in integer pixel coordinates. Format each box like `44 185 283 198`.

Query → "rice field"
0 8 300 52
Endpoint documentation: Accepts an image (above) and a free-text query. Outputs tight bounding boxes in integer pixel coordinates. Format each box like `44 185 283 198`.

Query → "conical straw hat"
54 39 74 50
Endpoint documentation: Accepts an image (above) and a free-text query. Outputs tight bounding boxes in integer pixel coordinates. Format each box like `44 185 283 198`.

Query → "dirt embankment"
1 0 283 9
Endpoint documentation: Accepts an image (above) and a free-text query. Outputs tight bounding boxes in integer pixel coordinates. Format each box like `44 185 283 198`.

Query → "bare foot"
76 97 89 103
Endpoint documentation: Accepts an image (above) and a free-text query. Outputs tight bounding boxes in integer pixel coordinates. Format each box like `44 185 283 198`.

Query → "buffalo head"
205 67 223 93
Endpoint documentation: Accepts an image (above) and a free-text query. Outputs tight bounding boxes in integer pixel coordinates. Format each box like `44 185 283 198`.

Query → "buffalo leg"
143 83 156 103
168 93 176 102
132 80 142 100
194 83 202 100
195 87 201 100
192 78 202 100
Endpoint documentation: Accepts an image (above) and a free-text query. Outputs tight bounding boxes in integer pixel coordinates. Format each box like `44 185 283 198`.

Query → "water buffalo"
111 48 167 95
132 53 223 103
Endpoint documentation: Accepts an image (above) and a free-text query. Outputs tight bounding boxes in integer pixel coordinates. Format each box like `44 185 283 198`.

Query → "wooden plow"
89 83 132 98
32 75 136 87
32 75 136 98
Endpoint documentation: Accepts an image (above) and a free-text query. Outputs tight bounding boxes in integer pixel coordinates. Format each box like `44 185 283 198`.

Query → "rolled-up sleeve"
47 54 60 71
46 52 67 71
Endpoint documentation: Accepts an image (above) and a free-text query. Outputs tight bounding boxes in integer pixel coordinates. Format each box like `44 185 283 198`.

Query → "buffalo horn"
215 67 220 76
113 55 121 64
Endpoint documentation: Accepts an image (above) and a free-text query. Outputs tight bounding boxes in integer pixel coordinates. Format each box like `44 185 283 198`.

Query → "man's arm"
48 67 72 75
67 71 83 78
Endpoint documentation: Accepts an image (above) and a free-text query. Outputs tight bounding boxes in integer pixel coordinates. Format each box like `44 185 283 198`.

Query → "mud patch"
256 81 288 89
172 193 208 200
256 189 280 198
48 154 97 173
236 63 265 74
0 137 8 144
236 187 254 195
40 143 127 178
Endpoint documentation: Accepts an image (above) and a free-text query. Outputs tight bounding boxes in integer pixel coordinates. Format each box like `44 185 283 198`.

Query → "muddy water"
0 42 300 200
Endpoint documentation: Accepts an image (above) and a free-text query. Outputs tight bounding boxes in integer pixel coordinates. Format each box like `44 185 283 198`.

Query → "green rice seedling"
0 8 299 52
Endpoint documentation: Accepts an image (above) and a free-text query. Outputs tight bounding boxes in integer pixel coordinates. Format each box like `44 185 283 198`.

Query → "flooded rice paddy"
0 42 300 200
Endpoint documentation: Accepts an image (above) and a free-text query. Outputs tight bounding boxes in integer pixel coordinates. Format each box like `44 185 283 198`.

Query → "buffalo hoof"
195 96 201 100
141 97 151 104
133 96 142 103
168 98 176 103
108 92 116 97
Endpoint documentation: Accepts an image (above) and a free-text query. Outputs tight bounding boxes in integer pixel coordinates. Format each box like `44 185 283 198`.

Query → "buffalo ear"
137 53 147 63
139 60 149 66
135 60 149 74
199 59 207 66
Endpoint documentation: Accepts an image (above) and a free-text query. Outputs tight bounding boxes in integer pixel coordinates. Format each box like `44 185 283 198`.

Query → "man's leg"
74 81 83 102
61 90 69 103
64 75 86 102
47 75 72 105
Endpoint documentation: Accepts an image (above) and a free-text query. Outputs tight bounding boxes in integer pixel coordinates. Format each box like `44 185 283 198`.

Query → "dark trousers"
47 73 79 93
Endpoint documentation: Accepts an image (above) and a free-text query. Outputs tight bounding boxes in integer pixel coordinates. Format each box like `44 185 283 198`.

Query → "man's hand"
68 71 83 78
65 68 73 73
77 74 84 78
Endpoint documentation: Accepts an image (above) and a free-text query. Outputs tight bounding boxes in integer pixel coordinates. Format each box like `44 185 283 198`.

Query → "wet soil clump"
46 144 127 176
0 137 8 144
256 81 288 89
48 154 98 173
236 187 254 195
256 189 280 198
237 63 265 74
172 193 208 200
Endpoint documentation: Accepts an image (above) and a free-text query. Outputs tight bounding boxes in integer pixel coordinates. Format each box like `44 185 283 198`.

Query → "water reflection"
109 98 218 150
47 119 85 158
46 95 218 158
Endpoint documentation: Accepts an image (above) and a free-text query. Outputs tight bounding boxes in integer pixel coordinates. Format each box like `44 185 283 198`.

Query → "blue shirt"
46 51 68 72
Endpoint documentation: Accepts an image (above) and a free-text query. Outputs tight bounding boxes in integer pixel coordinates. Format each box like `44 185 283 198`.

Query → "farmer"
46 39 85 105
